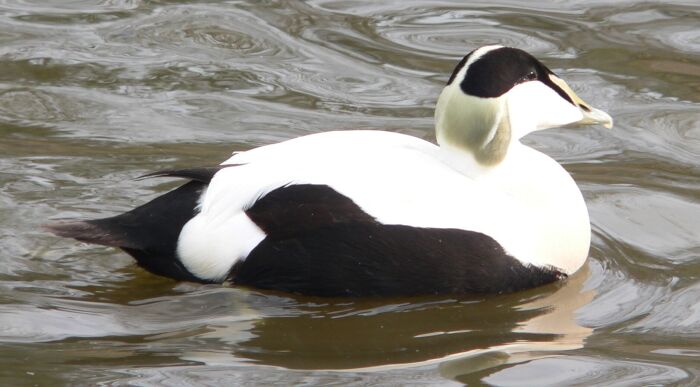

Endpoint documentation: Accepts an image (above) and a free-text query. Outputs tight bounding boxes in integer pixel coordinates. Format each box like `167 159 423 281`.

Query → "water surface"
1 0 699 385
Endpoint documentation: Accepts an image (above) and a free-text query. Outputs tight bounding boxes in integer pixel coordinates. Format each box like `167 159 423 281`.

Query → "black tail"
46 167 223 282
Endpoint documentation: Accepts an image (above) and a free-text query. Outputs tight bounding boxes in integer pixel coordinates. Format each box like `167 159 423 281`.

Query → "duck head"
435 45 613 166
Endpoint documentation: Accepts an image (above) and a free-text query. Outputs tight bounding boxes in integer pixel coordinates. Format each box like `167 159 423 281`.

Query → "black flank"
235 184 564 297
49 176 565 295
245 184 375 239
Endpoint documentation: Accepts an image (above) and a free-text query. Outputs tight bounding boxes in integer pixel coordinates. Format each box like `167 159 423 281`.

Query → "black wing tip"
43 220 126 247
135 165 242 183
135 168 210 182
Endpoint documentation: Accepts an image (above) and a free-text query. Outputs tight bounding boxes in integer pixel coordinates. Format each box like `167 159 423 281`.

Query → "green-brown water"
1 1 699 385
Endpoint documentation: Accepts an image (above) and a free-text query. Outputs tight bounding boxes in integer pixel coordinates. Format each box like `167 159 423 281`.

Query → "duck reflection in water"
177 264 594 381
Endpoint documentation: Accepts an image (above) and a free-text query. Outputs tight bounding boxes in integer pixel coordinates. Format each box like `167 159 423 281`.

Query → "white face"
505 79 585 139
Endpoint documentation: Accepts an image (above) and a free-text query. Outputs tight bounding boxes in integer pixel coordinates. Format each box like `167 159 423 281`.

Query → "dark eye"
520 71 537 83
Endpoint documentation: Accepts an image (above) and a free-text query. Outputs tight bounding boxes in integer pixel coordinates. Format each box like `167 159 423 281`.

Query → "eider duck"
47 45 613 297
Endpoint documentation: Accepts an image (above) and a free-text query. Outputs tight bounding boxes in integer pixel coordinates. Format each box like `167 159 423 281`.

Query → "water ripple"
0 0 699 385
480 356 690 386
628 282 700 337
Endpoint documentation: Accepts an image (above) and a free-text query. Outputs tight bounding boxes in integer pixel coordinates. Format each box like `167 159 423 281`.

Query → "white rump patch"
177 211 266 282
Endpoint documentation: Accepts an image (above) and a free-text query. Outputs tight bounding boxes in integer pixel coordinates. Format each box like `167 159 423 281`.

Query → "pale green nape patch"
478 110 511 165
435 86 511 166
